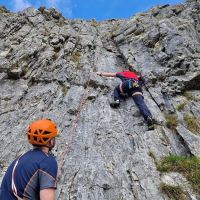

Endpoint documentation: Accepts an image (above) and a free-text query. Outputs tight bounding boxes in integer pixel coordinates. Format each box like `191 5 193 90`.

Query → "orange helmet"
27 119 58 146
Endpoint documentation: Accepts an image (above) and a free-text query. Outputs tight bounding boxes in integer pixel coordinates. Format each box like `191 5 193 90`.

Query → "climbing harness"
119 79 140 95
119 83 126 95
128 79 139 89
132 92 143 96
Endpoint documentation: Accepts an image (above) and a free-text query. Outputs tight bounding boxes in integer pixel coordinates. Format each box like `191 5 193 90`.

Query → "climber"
97 70 154 130
0 119 59 200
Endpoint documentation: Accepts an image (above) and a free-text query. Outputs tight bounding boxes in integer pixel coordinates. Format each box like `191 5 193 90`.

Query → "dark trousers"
113 80 152 120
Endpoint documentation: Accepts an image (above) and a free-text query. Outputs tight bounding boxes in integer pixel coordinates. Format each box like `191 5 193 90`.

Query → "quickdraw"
128 79 139 89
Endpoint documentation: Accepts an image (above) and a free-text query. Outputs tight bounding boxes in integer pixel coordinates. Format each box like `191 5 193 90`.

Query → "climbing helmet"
27 119 58 146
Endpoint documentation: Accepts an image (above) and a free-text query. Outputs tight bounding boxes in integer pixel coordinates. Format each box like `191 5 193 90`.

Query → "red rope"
57 41 101 178
57 75 91 178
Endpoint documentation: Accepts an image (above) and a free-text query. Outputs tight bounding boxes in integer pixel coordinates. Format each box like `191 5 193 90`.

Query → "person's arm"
40 188 55 200
39 157 58 200
97 72 117 77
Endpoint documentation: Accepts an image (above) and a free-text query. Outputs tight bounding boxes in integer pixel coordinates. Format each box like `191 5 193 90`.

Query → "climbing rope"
57 73 92 177
57 37 102 178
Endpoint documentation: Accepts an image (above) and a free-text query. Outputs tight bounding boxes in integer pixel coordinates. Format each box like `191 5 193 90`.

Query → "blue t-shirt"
0 149 58 200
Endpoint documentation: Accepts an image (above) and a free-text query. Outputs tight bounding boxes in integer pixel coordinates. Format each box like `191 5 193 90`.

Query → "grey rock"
0 1 200 200
176 125 200 157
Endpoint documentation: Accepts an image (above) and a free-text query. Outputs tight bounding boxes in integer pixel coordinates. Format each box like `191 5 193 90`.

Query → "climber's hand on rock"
97 72 102 76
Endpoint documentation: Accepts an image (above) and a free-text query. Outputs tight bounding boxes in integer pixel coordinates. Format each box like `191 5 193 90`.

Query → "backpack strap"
119 83 126 95
11 156 23 200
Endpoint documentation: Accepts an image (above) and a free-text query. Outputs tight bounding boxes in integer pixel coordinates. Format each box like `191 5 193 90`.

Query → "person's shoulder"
44 153 57 167
116 71 123 77
25 149 48 162
39 154 58 177
42 153 57 165
28 149 57 168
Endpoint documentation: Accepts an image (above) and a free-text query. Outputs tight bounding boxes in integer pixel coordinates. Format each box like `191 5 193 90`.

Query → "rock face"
0 2 200 199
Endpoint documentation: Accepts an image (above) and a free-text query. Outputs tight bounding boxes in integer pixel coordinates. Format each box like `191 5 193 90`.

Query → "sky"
0 0 185 21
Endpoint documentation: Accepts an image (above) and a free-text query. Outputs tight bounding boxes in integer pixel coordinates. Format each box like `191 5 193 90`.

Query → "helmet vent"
39 129 43 133
43 131 51 135
33 136 37 141
43 138 48 141
34 131 38 135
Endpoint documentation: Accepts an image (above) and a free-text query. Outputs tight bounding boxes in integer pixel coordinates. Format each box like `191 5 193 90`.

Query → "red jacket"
116 71 139 81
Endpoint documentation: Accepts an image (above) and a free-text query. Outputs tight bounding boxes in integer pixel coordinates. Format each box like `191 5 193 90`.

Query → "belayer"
97 70 154 130
0 119 59 200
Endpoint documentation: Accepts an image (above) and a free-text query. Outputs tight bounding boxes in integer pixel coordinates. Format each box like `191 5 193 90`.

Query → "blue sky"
0 0 184 21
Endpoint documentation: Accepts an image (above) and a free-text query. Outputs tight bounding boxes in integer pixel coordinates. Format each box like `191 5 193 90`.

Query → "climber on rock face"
97 70 154 130
0 119 58 200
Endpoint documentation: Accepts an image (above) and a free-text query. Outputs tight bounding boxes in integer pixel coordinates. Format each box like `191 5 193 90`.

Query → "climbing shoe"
147 116 155 130
110 99 120 108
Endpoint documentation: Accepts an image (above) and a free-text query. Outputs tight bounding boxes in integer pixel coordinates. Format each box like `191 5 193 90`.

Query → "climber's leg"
132 93 154 130
110 85 120 108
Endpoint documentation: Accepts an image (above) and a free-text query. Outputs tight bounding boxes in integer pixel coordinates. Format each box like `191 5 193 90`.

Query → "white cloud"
13 0 32 11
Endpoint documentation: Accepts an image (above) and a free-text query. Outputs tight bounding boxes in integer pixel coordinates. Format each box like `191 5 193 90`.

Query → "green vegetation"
158 75 167 82
160 183 188 200
109 25 119 38
183 92 199 101
70 51 83 69
176 102 187 111
157 155 200 195
52 52 59 60
0 160 5 168
43 26 50 36
148 151 157 163
58 20 65 27
183 113 200 135
42 38 48 44
90 20 99 27
0 7 8 14
71 51 81 63
61 85 68 96
0 7 4 13
165 114 178 130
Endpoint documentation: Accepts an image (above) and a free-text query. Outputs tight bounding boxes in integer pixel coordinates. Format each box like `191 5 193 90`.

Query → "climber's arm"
97 72 117 77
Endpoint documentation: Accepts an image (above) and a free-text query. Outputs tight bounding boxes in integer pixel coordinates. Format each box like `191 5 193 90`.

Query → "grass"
157 155 200 195
70 51 83 69
0 160 5 168
58 20 65 27
43 26 50 36
148 151 157 163
183 92 199 101
52 52 59 60
183 113 200 135
71 51 81 63
160 183 188 200
90 20 99 27
0 6 8 13
176 102 187 111
109 25 119 38
165 114 178 130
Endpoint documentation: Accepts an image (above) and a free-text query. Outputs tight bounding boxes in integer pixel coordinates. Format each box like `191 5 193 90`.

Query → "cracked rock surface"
0 1 200 199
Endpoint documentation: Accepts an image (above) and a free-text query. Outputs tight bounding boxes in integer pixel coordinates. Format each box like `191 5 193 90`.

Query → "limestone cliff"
0 1 200 199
